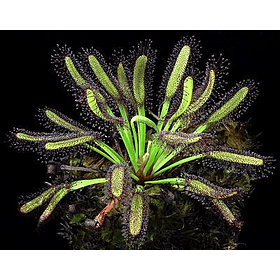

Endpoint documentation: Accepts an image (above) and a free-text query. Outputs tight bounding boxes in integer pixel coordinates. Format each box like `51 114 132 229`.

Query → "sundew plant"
10 36 273 249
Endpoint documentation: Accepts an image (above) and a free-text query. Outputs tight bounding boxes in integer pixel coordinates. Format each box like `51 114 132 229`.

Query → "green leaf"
153 153 206 176
70 178 108 191
156 131 205 148
16 132 47 141
45 135 96 150
165 76 193 130
145 178 185 185
65 56 88 89
16 131 84 143
83 143 117 163
133 55 147 107
94 140 124 163
129 194 144 236
45 109 85 133
20 187 57 213
207 86 249 124
158 45 191 130
158 100 170 126
131 115 158 132
186 69 215 115
108 165 126 198
165 45 191 101
209 150 263 166
86 89 109 120
88 54 119 100
183 177 239 199
38 187 70 224
117 62 135 107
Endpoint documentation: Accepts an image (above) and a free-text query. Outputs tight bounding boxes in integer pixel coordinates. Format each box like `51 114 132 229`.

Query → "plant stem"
153 153 206 177
142 141 159 175
106 104 138 171
145 178 185 185
157 100 170 131
194 123 208 133
84 143 119 163
137 105 146 158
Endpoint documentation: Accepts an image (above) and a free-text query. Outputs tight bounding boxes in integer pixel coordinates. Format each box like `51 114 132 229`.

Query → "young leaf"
186 69 215 115
86 89 111 121
165 76 193 129
131 115 158 132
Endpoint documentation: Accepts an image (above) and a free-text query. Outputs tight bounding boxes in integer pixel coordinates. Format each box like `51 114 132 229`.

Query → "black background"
1 30 279 249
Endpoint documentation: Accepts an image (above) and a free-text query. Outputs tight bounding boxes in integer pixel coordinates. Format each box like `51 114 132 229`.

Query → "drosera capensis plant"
9 36 274 249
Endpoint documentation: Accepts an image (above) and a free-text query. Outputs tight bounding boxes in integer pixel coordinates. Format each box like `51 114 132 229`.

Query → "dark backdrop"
1 30 279 249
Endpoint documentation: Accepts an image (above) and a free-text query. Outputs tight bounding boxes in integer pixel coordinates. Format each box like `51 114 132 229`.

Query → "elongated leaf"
153 153 206 176
194 86 249 133
212 198 241 228
167 76 193 126
45 135 96 150
38 188 70 224
129 194 144 236
165 45 191 101
20 187 57 213
158 46 191 130
45 109 85 133
158 100 170 126
184 176 239 199
207 86 249 124
106 164 131 198
163 176 239 199
117 62 135 107
65 56 88 89
16 132 48 141
22 179 108 224
145 178 185 185
94 140 124 163
209 150 263 166
70 178 108 191
86 89 109 120
111 167 124 197
16 131 76 142
186 69 215 114
133 55 147 107
157 131 206 148
131 115 158 132
88 54 119 100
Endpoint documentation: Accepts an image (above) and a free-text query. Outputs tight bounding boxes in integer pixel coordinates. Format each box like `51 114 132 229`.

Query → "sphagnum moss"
9 36 274 249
